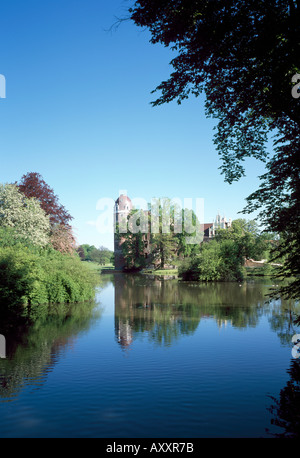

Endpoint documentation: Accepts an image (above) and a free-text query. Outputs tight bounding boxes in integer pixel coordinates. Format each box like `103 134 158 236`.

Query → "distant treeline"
76 244 113 265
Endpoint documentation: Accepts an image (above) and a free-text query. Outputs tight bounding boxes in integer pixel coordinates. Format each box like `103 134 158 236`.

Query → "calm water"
0 273 299 438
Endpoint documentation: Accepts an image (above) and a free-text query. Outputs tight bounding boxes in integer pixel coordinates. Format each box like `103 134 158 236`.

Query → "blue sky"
0 0 269 250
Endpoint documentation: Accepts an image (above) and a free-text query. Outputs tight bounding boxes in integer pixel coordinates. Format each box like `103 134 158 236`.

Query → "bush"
0 245 97 311
178 239 245 282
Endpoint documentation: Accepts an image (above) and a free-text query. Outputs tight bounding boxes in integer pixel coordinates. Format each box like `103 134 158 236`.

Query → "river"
0 273 299 438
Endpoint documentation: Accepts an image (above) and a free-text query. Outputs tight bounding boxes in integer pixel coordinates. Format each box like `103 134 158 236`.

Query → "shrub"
178 239 245 282
0 246 97 311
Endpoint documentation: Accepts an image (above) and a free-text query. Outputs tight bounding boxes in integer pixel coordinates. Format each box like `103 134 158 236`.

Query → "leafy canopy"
129 0 299 180
128 0 300 299
18 172 73 228
0 183 50 247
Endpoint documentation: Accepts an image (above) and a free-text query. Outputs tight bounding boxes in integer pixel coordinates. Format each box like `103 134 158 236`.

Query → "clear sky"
0 0 269 250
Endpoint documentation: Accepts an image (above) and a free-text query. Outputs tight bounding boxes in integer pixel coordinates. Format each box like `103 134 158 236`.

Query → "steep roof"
115 194 132 205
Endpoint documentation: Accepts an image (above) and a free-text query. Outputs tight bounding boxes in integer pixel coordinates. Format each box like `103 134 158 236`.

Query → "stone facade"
113 194 232 270
114 194 133 270
203 213 232 241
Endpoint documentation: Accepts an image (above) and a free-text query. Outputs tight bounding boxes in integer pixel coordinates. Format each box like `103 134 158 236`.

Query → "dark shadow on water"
266 358 300 438
0 299 102 401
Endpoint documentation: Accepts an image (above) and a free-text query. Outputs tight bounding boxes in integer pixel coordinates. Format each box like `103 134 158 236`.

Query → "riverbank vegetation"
0 174 98 312
178 219 279 282
117 199 279 282
127 1 300 301
0 244 97 310
116 199 202 272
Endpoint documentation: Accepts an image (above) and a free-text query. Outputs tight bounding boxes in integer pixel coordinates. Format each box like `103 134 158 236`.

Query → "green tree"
150 198 179 269
179 240 222 281
151 232 177 269
117 209 148 270
176 208 202 258
122 230 147 270
218 239 245 282
215 218 279 261
0 184 50 247
178 238 244 282
89 246 112 265
77 244 97 261
128 0 300 299
215 218 259 259
119 200 199 270
0 245 97 309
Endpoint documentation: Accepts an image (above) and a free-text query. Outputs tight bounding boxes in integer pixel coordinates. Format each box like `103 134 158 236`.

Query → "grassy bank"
82 261 114 273
142 268 178 276
245 265 278 277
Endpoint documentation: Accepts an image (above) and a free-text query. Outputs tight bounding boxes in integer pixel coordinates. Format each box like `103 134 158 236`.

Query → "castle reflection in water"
113 273 269 351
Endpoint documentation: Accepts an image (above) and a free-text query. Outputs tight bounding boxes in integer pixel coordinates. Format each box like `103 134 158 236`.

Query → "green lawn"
82 261 114 273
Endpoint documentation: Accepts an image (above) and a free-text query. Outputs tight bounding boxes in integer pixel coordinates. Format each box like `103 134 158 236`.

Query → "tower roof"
115 194 132 205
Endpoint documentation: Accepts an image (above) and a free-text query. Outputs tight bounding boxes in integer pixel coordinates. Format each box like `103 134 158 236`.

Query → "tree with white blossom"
0 183 50 247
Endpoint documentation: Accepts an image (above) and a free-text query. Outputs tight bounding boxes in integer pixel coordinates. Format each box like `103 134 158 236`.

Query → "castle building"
114 194 133 270
113 194 232 270
203 213 232 241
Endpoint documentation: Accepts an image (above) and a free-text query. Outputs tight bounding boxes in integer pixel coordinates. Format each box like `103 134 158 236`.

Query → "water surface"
0 274 299 438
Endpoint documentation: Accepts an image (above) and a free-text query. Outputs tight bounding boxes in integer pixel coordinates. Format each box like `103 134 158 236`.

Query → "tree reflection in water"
267 358 300 438
113 274 274 350
0 299 102 401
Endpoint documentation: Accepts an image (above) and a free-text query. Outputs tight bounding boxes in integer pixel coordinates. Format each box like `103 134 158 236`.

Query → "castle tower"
114 193 133 270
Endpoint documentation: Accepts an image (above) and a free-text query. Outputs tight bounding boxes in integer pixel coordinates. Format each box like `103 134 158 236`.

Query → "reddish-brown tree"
18 172 73 228
50 224 77 254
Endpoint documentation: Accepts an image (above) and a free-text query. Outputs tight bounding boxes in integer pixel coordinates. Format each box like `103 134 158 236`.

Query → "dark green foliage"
123 231 147 270
115 213 148 270
118 203 200 270
128 1 300 299
218 239 245 282
0 246 97 310
0 227 28 247
0 176 97 313
215 218 276 261
178 218 275 282
150 231 178 269
178 239 244 282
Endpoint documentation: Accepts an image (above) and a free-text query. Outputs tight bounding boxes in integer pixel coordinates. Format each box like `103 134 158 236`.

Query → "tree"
98 246 113 265
122 230 147 270
0 183 50 247
50 224 76 254
176 208 202 258
77 244 97 261
151 231 177 269
18 172 73 228
178 238 244 282
119 199 202 270
89 246 112 265
128 1 300 299
149 198 179 269
116 209 149 270
215 218 263 260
